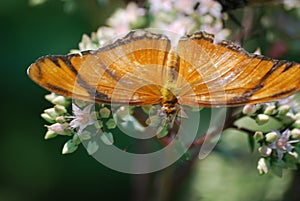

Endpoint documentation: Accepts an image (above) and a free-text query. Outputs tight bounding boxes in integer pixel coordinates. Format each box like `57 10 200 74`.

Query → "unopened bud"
253 131 264 141
106 119 116 129
257 158 269 174
41 113 55 123
100 132 114 145
47 123 69 135
265 131 278 143
55 116 65 123
256 114 269 125
295 113 300 119
87 141 99 155
293 119 300 129
54 105 67 115
243 104 258 115
44 130 57 139
291 128 300 139
258 145 272 157
45 93 57 102
44 108 58 119
264 105 276 115
278 105 290 116
52 95 70 106
62 139 78 154
99 107 111 118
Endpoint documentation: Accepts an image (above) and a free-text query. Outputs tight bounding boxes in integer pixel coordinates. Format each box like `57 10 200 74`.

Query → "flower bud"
80 130 92 140
281 113 295 125
257 158 269 174
55 116 65 123
293 119 300 129
290 151 298 159
87 141 99 155
44 108 58 119
278 105 290 116
256 114 269 125
62 139 78 154
54 105 67 115
291 128 300 139
258 145 272 157
254 131 264 141
44 130 57 139
45 93 57 102
263 105 276 115
47 123 69 135
94 120 103 129
52 95 70 106
106 119 116 129
242 104 258 115
265 131 278 143
100 132 114 145
41 113 56 123
295 113 300 119
99 107 111 118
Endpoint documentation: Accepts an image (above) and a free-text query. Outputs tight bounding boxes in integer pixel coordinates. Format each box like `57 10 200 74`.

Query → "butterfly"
28 30 300 116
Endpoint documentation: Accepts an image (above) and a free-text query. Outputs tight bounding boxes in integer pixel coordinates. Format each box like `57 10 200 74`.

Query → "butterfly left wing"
176 31 300 106
28 30 171 105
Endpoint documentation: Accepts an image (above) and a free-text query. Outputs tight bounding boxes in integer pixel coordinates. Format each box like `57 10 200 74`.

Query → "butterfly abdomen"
161 49 180 115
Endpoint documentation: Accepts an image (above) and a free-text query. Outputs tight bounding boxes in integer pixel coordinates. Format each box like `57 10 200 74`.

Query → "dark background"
1 1 132 200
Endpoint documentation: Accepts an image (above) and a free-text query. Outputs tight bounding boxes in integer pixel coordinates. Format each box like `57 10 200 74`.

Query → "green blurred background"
1 0 300 201
0 1 132 200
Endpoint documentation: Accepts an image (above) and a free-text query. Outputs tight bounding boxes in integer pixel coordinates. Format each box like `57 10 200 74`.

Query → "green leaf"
247 134 255 153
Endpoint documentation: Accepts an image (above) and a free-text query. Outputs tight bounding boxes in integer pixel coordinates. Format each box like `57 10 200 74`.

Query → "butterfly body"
28 30 300 114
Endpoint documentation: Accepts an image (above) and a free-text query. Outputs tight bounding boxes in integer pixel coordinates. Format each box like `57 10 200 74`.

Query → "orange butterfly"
28 30 300 116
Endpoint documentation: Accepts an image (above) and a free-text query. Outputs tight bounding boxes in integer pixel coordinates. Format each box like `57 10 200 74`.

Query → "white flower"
154 14 196 35
173 0 196 15
148 0 173 13
107 2 145 34
69 104 96 134
197 0 222 19
283 0 300 10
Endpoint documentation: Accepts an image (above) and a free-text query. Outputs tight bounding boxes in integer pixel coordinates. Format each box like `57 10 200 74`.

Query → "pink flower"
107 2 145 34
173 0 195 15
69 104 96 134
197 0 222 19
47 123 69 135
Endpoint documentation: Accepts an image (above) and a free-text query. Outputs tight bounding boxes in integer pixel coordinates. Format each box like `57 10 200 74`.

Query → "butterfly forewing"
28 31 171 105
28 54 94 101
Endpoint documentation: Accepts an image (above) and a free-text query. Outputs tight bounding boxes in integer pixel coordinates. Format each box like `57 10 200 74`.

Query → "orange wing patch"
176 31 300 106
28 30 171 105
28 30 300 109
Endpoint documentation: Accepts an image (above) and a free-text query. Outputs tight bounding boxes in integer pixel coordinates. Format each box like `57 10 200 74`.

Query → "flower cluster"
35 0 300 176
241 96 300 176
75 0 230 52
42 93 115 155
